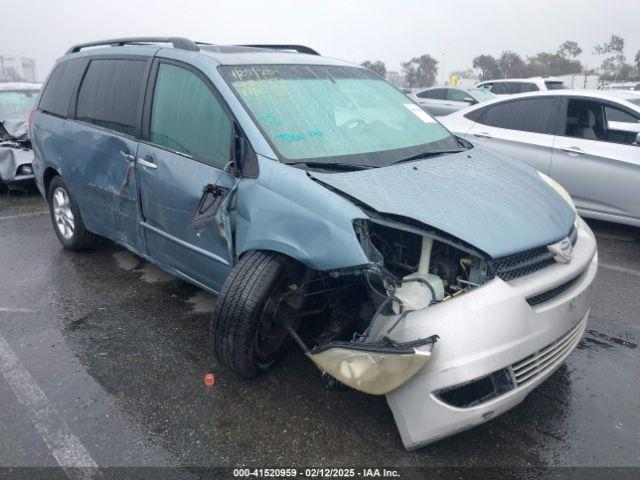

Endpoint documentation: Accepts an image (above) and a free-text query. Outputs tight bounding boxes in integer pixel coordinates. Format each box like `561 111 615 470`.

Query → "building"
0 55 37 83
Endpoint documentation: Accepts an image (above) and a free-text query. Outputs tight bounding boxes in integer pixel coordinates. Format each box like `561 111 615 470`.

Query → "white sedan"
441 90 640 227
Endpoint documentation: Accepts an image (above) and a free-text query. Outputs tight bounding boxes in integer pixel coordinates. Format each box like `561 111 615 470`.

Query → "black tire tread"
212 250 287 378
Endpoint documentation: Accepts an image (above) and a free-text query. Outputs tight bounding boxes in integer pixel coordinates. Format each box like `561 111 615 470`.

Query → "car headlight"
538 171 579 228
306 337 436 395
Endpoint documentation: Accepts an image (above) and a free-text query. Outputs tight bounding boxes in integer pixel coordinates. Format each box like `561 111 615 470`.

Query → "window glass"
448 89 470 102
564 99 606 141
479 98 557 134
151 63 231 168
0 90 39 118
605 105 639 123
39 59 85 117
464 108 486 122
508 82 539 94
221 65 458 166
76 59 147 136
489 83 510 95
417 88 446 100
545 81 565 90
467 88 495 102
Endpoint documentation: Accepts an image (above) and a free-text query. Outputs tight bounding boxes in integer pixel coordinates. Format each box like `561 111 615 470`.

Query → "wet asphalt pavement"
0 190 639 472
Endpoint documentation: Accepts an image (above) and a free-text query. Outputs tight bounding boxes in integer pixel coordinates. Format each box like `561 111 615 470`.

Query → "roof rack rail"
66 37 200 54
238 44 320 56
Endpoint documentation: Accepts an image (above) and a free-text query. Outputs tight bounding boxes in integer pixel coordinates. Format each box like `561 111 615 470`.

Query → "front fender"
235 157 369 270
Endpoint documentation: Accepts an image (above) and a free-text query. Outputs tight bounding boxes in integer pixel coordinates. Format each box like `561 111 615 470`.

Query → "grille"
490 226 577 282
526 274 581 306
510 318 585 386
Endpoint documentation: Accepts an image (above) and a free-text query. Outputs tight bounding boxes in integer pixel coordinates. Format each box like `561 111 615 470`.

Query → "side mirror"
464 97 477 105
635 132 640 145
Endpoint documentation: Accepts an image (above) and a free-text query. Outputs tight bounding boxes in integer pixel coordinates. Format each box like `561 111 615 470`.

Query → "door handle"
560 146 584 156
473 132 493 139
137 156 158 169
119 150 135 162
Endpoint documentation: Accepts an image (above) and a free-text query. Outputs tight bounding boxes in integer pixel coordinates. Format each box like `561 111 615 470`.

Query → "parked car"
597 82 640 91
0 82 41 190
31 37 597 450
441 90 640 227
410 86 495 116
477 77 565 95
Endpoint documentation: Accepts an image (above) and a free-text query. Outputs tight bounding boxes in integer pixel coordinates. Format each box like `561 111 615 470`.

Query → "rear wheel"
212 251 301 378
47 176 96 251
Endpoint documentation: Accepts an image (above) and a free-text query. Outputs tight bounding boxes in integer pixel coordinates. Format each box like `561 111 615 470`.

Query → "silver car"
0 82 41 190
441 90 640 227
410 86 495 116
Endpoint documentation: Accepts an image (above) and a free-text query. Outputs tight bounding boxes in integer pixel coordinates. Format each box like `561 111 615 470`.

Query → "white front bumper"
377 218 598 450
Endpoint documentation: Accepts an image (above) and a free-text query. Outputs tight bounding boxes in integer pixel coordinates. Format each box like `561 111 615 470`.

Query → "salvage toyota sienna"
31 37 597 450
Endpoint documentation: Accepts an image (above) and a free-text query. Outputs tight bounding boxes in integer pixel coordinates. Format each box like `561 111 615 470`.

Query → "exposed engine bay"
278 218 493 394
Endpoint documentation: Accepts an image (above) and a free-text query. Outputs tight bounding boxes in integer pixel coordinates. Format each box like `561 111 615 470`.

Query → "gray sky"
2 0 639 81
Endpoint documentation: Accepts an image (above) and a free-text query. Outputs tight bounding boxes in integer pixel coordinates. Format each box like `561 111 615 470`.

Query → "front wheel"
47 176 96 251
212 251 301 378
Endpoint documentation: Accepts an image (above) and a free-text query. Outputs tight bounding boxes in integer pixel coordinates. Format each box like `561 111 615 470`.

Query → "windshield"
0 90 39 118
545 81 565 90
467 88 495 102
220 65 458 166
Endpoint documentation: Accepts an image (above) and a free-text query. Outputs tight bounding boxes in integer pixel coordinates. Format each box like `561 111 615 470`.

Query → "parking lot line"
599 262 640 278
0 333 97 478
0 210 49 221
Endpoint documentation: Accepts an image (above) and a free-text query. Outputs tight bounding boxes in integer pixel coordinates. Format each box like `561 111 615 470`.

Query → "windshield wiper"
391 148 466 166
289 161 374 171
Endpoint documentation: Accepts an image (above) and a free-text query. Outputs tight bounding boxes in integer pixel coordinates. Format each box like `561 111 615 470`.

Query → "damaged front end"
286 216 492 395
0 120 35 186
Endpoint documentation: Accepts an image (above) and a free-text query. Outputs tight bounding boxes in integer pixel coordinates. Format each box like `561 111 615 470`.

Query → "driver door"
550 97 640 222
137 59 236 292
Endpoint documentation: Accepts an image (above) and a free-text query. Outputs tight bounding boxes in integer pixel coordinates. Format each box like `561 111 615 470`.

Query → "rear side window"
39 59 85 118
488 83 509 95
508 82 539 94
150 63 232 168
448 89 470 102
76 59 147 136
478 98 557 134
464 108 486 122
545 81 565 90
416 88 446 100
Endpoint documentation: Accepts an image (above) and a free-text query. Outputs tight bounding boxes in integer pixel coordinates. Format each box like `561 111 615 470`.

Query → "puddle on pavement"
185 290 217 313
112 250 175 283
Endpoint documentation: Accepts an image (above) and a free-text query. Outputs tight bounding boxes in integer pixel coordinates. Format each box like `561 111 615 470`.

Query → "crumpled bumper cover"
0 145 34 183
377 218 597 450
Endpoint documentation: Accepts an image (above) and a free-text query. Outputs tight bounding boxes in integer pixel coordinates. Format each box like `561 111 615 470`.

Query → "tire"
212 251 300 378
47 176 96 251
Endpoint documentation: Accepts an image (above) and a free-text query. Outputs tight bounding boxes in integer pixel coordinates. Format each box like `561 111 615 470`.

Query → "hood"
309 147 575 258
0 119 29 142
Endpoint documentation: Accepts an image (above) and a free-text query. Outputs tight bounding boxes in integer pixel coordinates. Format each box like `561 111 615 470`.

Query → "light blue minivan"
31 37 597 449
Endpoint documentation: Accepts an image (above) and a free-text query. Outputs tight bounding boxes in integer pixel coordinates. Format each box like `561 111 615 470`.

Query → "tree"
635 50 640 73
360 60 387 78
472 54 500 81
616 63 634 81
450 69 476 79
594 35 626 77
401 54 438 88
557 40 582 59
497 51 527 78
527 52 582 76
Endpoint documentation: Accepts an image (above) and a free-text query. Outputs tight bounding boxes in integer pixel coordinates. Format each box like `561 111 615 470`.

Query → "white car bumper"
377 218 597 450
